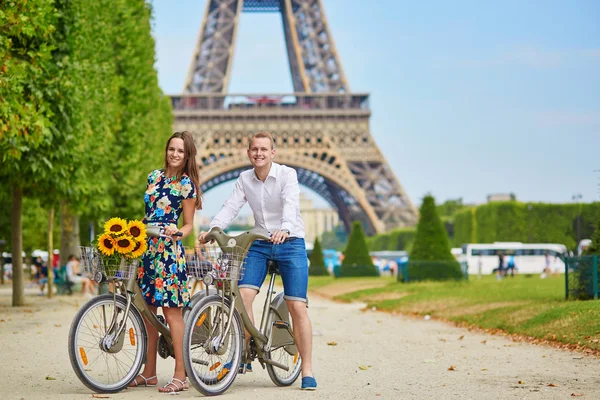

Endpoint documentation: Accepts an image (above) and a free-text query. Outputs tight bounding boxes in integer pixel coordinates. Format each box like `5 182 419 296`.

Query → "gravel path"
1 285 598 399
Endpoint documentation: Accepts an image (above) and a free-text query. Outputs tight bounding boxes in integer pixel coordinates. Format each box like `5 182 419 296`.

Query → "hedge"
339 264 379 277
453 202 600 250
406 260 464 282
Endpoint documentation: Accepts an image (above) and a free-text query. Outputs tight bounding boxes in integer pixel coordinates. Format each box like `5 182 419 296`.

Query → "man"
199 131 316 391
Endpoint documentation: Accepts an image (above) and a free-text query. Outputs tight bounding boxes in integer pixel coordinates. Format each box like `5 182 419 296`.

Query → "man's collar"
253 162 278 181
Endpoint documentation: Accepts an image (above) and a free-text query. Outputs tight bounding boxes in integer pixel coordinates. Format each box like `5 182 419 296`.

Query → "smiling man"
199 131 317 390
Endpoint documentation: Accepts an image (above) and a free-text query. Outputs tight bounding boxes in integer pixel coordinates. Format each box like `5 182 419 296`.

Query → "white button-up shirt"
210 162 305 238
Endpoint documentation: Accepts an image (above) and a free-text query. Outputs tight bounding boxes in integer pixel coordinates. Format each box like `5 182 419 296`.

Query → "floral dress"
138 169 196 308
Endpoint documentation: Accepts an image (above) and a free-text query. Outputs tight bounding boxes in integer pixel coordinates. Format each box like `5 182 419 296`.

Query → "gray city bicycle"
183 227 302 396
68 226 187 393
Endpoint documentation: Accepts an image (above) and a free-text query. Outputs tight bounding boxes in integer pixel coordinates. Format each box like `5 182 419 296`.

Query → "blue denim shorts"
239 238 308 302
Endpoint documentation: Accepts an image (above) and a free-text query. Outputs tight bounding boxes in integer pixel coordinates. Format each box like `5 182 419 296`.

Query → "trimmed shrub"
339 264 379 277
407 260 463 281
410 195 455 262
409 195 461 281
341 221 377 277
309 238 329 276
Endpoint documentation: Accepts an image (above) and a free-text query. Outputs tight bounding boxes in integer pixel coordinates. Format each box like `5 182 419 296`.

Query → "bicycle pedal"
273 321 290 329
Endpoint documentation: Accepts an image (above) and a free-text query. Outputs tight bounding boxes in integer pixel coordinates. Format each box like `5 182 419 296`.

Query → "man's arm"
280 168 300 234
210 176 247 230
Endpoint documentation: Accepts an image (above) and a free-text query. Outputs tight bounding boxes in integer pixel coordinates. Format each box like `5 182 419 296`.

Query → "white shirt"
210 162 305 238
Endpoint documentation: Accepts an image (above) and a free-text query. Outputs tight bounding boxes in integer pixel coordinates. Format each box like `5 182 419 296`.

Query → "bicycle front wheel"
68 294 147 393
183 294 243 396
265 303 302 386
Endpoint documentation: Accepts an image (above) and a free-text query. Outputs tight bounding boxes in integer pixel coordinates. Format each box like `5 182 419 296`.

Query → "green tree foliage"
437 198 465 219
409 195 462 281
107 0 172 220
366 228 415 252
585 219 600 255
0 0 172 304
321 224 347 250
341 221 378 277
309 238 328 276
410 195 455 261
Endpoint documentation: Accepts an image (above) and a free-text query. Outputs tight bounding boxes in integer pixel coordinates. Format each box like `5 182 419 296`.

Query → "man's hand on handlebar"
270 229 289 244
198 231 211 245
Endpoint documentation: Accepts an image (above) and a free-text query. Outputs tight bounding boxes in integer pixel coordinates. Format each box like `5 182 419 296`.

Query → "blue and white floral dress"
138 169 196 308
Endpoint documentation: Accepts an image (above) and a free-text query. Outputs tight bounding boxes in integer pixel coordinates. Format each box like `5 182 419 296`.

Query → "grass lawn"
309 274 600 352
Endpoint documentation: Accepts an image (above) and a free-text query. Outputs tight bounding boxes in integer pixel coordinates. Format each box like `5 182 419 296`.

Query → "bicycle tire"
183 294 243 396
265 301 302 386
68 294 147 393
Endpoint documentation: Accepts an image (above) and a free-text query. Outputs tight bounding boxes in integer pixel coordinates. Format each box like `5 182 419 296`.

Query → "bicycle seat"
267 260 279 275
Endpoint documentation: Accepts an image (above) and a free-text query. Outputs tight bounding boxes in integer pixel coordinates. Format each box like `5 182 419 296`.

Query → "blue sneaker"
301 376 317 390
238 362 252 373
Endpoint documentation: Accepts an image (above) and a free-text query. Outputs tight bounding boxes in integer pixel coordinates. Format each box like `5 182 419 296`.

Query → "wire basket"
79 246 139 280
185 245 247 281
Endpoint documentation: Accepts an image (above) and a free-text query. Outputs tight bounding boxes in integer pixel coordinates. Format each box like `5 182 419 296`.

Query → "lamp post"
0 239 6 284
572 193 582 246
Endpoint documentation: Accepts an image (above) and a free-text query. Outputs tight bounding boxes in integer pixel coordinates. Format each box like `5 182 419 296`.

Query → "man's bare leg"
286 300 313 378
239 288 258 362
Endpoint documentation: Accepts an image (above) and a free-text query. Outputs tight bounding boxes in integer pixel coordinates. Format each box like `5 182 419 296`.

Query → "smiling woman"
130 131 203 393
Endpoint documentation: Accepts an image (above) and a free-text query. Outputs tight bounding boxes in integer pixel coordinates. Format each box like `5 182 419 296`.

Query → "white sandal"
160 377 188 395
130 374 157 387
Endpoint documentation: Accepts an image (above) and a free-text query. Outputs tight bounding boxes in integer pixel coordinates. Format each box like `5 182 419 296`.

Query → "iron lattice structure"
175 0 418 234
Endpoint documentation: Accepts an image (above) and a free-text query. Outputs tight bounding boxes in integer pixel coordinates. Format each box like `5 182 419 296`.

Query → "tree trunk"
47 207 55 298
11 185 24 307
59 200 80 267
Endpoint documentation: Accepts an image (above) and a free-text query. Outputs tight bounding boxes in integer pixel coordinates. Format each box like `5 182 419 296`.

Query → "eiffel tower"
171 0 418 234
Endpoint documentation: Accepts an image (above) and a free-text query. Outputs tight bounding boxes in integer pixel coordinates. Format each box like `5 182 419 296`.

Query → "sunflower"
127 220 147 241
97 233 116 256
114 235 135 255
130 240 147 258
104 217 127 235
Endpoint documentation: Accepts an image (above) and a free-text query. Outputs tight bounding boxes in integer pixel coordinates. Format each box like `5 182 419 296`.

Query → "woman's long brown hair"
164 131 203 210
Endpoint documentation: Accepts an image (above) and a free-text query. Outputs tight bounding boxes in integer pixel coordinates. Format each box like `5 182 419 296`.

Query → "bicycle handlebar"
205 227 271 251
146 226 183 239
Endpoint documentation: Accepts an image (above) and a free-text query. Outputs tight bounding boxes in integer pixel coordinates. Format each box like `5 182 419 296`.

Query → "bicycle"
68 226 186 393
183 227 302 396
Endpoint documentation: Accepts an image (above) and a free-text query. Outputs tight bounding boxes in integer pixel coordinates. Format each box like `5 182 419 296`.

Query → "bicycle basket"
185 244 247 281
79 246 139 280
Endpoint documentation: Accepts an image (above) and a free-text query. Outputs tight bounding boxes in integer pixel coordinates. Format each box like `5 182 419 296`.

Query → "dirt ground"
1 283 599 399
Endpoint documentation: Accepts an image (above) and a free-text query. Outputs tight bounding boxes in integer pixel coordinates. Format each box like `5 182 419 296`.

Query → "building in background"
487 193 516 202
194 193 337 247
300 193 339 246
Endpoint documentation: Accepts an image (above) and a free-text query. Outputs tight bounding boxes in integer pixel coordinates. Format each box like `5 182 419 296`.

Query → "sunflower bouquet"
94 217 148 279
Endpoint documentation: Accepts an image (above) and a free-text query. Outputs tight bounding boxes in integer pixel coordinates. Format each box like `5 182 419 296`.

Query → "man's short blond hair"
249 131 275 150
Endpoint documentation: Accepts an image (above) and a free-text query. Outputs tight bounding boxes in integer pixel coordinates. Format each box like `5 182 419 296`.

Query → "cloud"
456 47 600 69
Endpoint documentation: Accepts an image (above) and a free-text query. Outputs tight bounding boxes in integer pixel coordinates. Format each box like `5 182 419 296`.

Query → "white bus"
460 242 567 276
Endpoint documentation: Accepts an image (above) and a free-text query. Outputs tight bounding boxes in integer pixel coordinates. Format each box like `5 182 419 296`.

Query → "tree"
0 0 59 305
584 219 600 255
309 238 328 276
409 195 462 281
321 224 347 250
340 221 378 277
411 195 456 261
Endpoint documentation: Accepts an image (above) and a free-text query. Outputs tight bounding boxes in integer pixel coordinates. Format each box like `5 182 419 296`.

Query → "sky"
150 0 600 218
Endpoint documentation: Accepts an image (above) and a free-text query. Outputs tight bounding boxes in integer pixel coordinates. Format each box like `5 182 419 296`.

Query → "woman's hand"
163 225 181 241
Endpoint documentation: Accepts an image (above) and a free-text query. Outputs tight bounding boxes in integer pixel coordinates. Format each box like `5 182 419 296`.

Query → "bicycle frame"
204 228 297 371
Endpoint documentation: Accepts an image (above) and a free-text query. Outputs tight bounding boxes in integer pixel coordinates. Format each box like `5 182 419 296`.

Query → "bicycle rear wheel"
183 294 243 396
68 294 146 393
265 302 302 386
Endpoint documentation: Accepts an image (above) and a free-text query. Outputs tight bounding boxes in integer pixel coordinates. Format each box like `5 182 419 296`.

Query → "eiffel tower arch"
171 0 418 234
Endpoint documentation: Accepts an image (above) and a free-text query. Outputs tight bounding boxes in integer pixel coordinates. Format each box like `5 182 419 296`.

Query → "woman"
129 131 202 394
